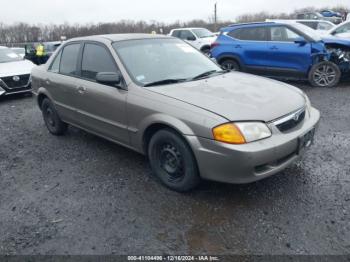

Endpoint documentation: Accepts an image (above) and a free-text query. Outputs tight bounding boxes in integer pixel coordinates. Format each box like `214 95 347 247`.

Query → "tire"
201 47 211 57
220 59 241 71
308 61 341 88
41 98 68 136
148 129 201 192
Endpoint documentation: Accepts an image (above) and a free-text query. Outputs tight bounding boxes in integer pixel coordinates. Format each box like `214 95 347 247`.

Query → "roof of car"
70 33 170 42
221 22 279 31
267 19 334 24
226 22 276 28
171 28 207 31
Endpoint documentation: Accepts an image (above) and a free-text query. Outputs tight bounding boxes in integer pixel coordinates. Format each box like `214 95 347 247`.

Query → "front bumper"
0 81 32 96
187 107 320 184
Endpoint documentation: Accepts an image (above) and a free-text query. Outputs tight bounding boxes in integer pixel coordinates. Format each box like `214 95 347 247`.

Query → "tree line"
0 6 348 45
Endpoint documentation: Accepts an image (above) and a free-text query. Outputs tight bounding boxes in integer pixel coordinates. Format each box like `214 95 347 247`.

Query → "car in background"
11 47 25 58
267 19 335 33
0 46 36 96
211 22 350 87
320 10 342 19
297 12 342 25
31 34 320 192
327 20 350 39
169 28 217 55
24 41 62 65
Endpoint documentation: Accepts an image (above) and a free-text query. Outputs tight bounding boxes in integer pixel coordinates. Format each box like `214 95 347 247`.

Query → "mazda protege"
31 34 320 192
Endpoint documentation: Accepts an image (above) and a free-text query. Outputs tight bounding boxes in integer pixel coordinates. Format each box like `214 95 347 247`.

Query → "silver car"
31 34 320 192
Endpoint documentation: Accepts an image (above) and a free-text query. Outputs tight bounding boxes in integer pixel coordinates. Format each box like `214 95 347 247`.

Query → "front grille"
275 108 306 133
0 74 30 89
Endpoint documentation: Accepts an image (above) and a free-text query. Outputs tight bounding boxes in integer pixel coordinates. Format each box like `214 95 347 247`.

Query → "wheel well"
218 56 240 66
200 45 210 51
37 93 48 110
143 123 183 155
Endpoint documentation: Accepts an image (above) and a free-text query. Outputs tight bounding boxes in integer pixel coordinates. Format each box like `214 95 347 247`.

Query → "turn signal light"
213 123 246 144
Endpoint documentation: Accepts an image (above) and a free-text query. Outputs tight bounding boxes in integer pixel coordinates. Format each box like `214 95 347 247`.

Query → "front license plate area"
298 128 315 155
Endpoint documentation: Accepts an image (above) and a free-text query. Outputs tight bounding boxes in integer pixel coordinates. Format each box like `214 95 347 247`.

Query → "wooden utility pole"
214 2 218 31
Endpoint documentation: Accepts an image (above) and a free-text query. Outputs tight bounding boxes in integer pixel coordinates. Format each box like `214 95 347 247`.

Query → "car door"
265 25 312 76
226 26 270 71
45 42 82 123
72 42 129 144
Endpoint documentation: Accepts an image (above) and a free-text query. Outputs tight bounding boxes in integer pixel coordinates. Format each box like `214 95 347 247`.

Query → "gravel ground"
0 82 349 256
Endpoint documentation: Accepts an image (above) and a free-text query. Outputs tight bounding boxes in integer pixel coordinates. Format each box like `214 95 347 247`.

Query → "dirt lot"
0 82 349 255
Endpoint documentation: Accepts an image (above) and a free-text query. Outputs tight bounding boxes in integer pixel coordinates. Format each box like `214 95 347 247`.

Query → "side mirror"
186 36 196 41
294 37 307 45
96 72 122 87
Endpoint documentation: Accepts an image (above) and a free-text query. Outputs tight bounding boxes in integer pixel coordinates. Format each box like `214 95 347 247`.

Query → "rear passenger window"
59 44 80 76
228 27 268 41
48 50 62 73
81 43 118 81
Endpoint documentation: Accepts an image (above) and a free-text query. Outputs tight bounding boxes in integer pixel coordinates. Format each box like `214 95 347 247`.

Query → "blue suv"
211 22 350 87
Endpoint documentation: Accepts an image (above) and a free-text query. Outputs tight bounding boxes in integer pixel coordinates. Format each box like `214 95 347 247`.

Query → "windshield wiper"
190 70 228 81
143 78 187 87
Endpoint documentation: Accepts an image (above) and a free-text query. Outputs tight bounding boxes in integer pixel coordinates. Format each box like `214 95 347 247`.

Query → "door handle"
234 44 242 48
270 46 279 50
77 86 86 94
45 79 51 85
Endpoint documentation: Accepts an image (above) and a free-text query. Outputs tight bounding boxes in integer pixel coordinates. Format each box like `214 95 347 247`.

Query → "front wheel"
220 59 241 71
148 129 201 192
308 61 341 88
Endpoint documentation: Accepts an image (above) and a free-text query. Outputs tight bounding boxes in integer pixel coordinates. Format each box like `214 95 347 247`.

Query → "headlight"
213 122 272 144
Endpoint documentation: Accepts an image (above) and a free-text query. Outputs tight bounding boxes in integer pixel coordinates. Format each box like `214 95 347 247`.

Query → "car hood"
148 72 306 122
322 36 350 46
0 60 36 78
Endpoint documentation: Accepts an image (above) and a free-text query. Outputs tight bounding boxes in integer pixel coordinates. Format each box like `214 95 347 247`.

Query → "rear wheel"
220 59 240 71
308 61 341 88
148 129 200 192
41 98 68 136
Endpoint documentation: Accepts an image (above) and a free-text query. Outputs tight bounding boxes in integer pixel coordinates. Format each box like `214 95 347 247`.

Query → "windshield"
192 28 215 38
113 38 221 86
291 23 322 42
0 48 22 63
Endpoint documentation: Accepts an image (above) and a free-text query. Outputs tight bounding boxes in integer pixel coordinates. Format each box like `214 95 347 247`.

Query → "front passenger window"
81 43 118 81
270 26 300 42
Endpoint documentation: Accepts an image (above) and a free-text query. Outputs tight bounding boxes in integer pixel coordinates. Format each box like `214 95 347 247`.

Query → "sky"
2 0 349 24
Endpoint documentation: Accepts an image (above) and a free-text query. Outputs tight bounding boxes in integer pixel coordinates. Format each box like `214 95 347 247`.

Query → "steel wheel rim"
313 64 336 87
44 107 55 128
158 143 184 182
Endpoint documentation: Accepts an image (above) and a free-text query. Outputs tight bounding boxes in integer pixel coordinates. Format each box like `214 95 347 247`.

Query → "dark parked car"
31 34 320 192
211 22 350 87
